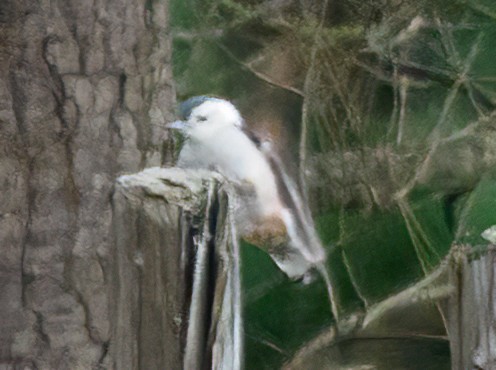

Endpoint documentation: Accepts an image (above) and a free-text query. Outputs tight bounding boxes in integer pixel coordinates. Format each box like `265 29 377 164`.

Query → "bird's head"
167 96 243 135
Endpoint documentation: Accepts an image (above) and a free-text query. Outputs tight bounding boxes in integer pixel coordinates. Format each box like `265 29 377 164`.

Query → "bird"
167 96 326 280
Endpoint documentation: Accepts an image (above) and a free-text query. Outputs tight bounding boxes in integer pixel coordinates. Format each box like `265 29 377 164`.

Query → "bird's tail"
263 148 340 320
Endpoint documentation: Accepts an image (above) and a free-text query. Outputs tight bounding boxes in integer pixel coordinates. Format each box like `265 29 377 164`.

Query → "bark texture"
112 168 208 370
0 0 174 368
112 168 242 370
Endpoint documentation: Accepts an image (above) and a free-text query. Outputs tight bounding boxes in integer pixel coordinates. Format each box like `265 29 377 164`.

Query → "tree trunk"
0 0 174 368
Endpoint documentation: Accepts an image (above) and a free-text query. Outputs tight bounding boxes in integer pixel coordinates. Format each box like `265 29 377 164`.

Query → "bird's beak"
166 120 188 131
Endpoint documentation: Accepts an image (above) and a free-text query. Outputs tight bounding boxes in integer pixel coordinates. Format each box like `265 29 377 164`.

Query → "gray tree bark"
0 0 174 368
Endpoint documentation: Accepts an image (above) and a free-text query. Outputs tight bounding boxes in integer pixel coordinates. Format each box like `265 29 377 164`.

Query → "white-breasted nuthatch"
168 96 326 280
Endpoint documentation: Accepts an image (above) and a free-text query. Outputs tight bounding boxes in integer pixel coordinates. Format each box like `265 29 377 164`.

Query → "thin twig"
396 76 409 145
173 29 224 41
299 0 330 194
388 65 399 140
215 42 304 97
324 59 355 126
394 33 483 197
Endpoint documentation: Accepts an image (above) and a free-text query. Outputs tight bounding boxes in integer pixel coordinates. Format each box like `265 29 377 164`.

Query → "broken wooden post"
446 245 496 370
110 167 242 370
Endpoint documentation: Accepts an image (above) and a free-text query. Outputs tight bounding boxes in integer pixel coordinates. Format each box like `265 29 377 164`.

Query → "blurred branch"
173 29 225 41
299 0 330 192
390 31 483 199
215 42 304 97
463 1 496 20
396 76 409 145
285 256 453 369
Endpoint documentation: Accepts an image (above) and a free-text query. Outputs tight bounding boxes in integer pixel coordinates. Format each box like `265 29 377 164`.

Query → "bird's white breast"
178 125 282 216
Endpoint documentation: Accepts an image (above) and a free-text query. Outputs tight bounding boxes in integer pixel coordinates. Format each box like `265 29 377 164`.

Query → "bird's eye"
197 116 207 122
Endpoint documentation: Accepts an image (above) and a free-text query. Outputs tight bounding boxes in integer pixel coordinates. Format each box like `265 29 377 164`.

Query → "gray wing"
240 125 263 149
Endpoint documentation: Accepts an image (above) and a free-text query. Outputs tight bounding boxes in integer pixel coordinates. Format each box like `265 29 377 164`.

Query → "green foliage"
339 208 424 303
170 0 197 28
241 242 333 369
171 0 496 367
456 174 496 244
174 39 251 98
317 212 365 313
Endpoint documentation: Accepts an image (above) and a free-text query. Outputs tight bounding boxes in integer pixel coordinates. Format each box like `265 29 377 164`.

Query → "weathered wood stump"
111 167 242 370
